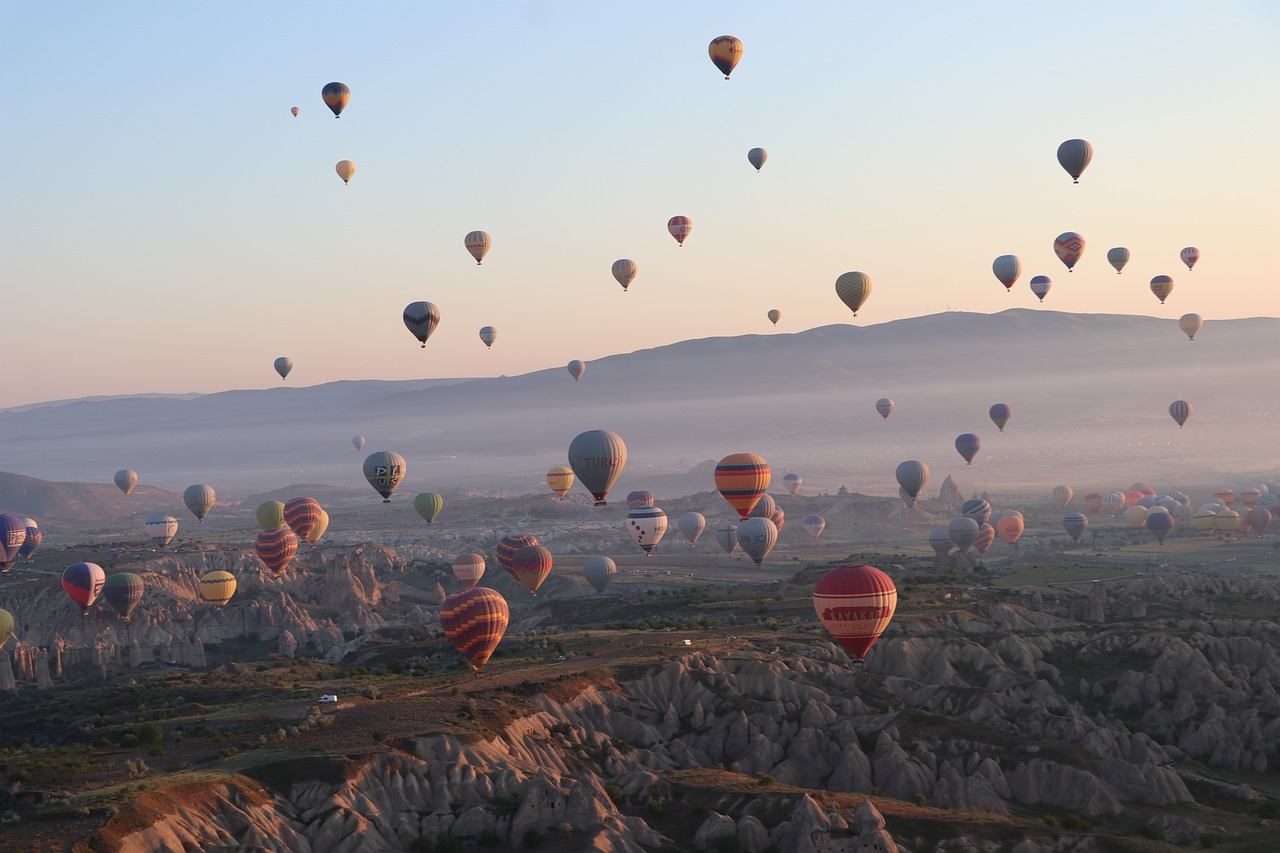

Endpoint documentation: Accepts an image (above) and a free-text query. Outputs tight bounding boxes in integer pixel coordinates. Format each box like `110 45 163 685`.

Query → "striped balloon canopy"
495 534 538 574
200 571 237 605
440 587 509 670
812 565 897 664
283 497 323 539
715 453 771 521
510 545 553 595
255 527 299 574
452 554 486 588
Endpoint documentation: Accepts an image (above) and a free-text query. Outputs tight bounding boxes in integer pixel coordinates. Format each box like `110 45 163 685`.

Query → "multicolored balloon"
960 498 991 526
17 519 41 560
0 515 27 571
414 492 444 524
750 494 777 519
1029 275 1051 302
1180 247 1199 271
1169 400 1191 428
183 484 216 523
403 301 441 348
955 434 981 465
835 271 872 316
510 544 553 595
0 608 11 647
1107 247 1130 274
782 473 802 496
496 534 538 575
668 215 692 246
626 506 668 556
708 35 744 79
1054 232 1085 272
992 255 1021 291
612 259 637 291
803 514 825 539
321 82 350 117
1056 139 1093 183
283 497 323 539
440 587 509 670
546 466 575 499
102 572 144 621
63 562 106 615
255 527 299 574
363 451 407 502
1150 275 1174 304
875 398 894 420
464 231 491 265
568 430 627 506
200 570 236 605
583 556 617 593
452 554 486 588
812 564 897 665
735 517 777 566
715 453 771 520
115 469 138 496
973 523 996 556
997 514 1024 545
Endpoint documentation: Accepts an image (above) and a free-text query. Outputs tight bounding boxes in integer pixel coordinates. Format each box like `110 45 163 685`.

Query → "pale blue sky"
2 2 1278 406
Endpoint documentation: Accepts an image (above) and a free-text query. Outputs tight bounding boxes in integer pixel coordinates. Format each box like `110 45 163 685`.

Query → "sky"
2 2 1278 408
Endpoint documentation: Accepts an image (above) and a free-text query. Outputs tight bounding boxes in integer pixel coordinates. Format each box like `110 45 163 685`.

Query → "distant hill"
0 471 182 523
1 310 1276 497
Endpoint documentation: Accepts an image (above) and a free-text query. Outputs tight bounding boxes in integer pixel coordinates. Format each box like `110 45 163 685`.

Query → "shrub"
371 731 386 743
137 722 164 745
604 784 624 805
646 798 666 817
913 793 927 806
1061 813 1091 830
1136 825 1161 841
1042 814 1059 827
757 775 776 787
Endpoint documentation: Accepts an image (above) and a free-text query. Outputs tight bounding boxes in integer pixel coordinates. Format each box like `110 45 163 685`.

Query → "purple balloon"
0 514 28 569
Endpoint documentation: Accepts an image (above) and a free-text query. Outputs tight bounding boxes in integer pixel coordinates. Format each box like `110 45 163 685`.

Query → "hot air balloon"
255 501 285 531
363 451 407 502
1240 489 1262 509
1056 139 1093 183
1054 232 1085 272
321 81 350 117
768 508 785 532
290 106 300 117
895 461 928 505
567 360 586 382
611 259 637 291
0 608 11 647
414 492 444 524
678 511 706 547
736 517 777 567
1105 247 1130 274
546 466 575 499
1192 510 1218 535
18 519 41 560
1212 488 1236 507
273 357 292 379
183 484 216 523
1052 486 1073 507
1169 400 1191 428
511 544 553 595
835 272 872 316
989 403 1011 432
306 509 329 546
1125 505 1149 527
63 562 106 615
255 527 299 574
767 309 781 326
353 435 366 451
955 434 981 465
747 147 767 171
1101 492 1125 515
716 524 738 554
1083 492 1103 514
1180 247 1199 270
479 326 498 348
403 301 441 347
102 573 144 621
960 498 991 527
997 514 1024 546
803 514 826 540
200 570 236 605
783 473 802 496
115 469 138 496
335 160 356 184
0 515 27 571
441 587 509 670
992 255 1021 292
1150 275 1174 304
875 398 894 420
283 497 322 539
949 517 980 552
453 553 486 588
1173 503 1195 527
1146 509 1175 543
496 534 537 575
1179 314 1202 341
715 453 771 520
928 528 953 562
1062 512 1088 542
974 523 996 556
464 231 491 265
583 556 616 593
667 216 692 246
1246 507 1273 536
145 514 178 548
708 35 743 79
812 564 896 665
1029 275 1051 302
627 506 668 556
568 430 627 506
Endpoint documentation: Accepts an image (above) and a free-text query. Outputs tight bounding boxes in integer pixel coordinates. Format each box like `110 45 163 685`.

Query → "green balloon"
414 492 444 524
256 501 285 531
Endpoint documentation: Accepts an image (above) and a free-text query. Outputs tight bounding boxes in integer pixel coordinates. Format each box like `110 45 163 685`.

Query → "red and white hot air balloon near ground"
813 564 897 666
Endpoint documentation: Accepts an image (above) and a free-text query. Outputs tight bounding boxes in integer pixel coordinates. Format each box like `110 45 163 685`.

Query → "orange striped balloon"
440 587 509 670
283 497 323 540
255 527 299 574
715 453 770 521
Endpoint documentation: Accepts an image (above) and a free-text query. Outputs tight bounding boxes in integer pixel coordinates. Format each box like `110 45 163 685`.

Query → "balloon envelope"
955 434 981 465
115 469 138 496
1053 232 1085 271
716 453 771 520
1107 247 1130 273
803 514 826 539
363 451 407 501
678 511 706 546
875 398 894 420
895 460 928 500
17 520 41 560
960 498 991 526
626 506 668 555
948 517 979 552
626 490 655 510
747 147 767 171
989 403 1011 431
667 215 692 245
510 545 553 594
102 572 144 620
1052 486 1073 507
715 524 738 554
1169 400 1191 428
736 517 778 566
1029 275 1051 301
583 556 617 593
496 534 538 574
1063 512 1088 542
273 357 292 379
1180 247 1199 270
440 587 509 669
708 35 744 78
1150 275 1174 304
611 259 638 291
255 527 299 574
997 515 1024 544
403 301 441 347
929 527 954 556
452 554 486 588
1179 313 1202 341
145 514 178 547
0 608 10 647
200 570 236 605
353 435 366 451
812 564 897 663
973 523 996 555
63 562 106 614
782 473 802 495
321 81 350 117
568 430 627 506
750 494 777 519
567 360 586 381
183 484 216 522
1056 138 1093 182
283 497 322 538
290 106 299 117
1146 511 1175 542
414 492 444 524
256 501 285 531
835 272 872 315
0 514 26 570
767 309 781 326
335 160 356 184
992 255 1020 290
305 509 329 546
546 466 575 499
464 231 491 264
479 326 498 348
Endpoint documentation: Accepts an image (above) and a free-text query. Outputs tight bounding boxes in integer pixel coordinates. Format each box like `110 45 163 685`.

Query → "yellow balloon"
335 160 356 185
